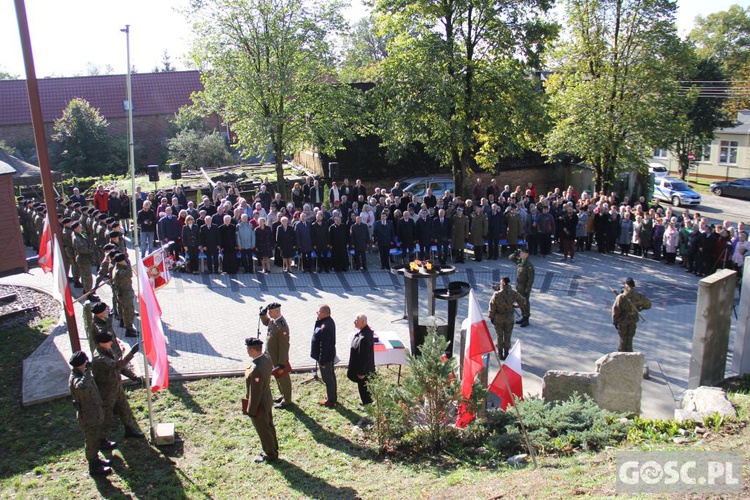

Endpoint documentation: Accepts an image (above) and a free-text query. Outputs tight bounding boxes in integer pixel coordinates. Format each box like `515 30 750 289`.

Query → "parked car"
709 178 750 200
653 177 701 207
402 177 454 200
648 163 669 178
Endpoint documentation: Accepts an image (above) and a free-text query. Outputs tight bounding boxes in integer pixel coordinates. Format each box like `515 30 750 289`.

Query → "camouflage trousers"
617 322 637 352
79 420 103 463
76 257 93 292
102 390 136 434
492 316 515 358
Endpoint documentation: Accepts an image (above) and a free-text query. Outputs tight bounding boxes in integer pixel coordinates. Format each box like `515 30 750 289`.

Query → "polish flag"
137 259 169 392
37 216 53 273
52 237 74 317
489 340 523 410
456 289 495 428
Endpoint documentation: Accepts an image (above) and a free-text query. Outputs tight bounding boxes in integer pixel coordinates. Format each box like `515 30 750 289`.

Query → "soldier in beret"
91 331 144 439
61 217 82 288
72 221 96 298
510 247 534 328
260 303 292 408
488 277 526 360
69 351 114 476
112 253 137 336
244 338 278 463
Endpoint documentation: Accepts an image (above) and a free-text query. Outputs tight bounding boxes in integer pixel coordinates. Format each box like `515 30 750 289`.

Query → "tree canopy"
186 0 366 195
544 0 682 192
51 98 124 176
369 0 557 196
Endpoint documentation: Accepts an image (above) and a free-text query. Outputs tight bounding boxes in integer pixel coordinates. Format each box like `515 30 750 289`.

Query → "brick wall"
0 174 28 275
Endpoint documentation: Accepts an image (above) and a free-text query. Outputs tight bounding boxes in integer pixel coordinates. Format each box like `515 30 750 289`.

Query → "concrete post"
689 269 737 389
731 255 750 375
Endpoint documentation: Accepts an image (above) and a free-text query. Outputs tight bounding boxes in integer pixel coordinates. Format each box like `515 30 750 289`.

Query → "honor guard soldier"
260 303 292 408
68 351 114 476
72 221 96 298
112 253 137 336
612 277 652 352
244 338 279 463
91 331 144 440
489 277 527 360
61 217 82 288
510 247 534 328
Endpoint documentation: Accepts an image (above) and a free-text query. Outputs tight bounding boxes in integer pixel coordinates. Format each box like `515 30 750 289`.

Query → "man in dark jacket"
328 216 349 272
415 209 432 260
311 305 337 407
200 215 220 273
157 207 180 258
347 314 375 406
311 212 330 273
373 212 395 270
350 216 370 270
431 209 452 265
396 210 416 263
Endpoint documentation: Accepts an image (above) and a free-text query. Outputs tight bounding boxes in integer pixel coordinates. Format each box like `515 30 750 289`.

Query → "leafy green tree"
662 56 734 180
544 0 682 192
689 5 750 115
169 105 211 136
51 98 121 176
0 69 19 80
186 0 365 195
167 129 233 169
153 51 176 73
340 16 389 83
370 0 557 196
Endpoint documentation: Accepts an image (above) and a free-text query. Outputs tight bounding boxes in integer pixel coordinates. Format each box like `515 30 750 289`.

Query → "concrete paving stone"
4 246 740 419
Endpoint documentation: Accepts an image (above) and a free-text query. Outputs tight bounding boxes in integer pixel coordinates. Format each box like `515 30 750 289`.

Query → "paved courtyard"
4 245 740 420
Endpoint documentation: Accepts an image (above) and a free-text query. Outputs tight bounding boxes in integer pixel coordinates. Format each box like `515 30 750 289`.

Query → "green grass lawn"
3 321 749 499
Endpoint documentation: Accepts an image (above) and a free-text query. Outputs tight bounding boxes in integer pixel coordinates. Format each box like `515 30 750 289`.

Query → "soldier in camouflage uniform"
260 303 292 408
112 253 137 336
108 229 127 258
489 277 527 360
34 208 46 248
72 221 95 296
510 247 534 327
90 301 141 380
61 217 82 287
95 213 109 263
612 277 652 352
244 337 279 463
91 331 144 439
68 350 114 476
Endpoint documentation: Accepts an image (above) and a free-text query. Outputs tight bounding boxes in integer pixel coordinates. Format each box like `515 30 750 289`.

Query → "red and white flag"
37 216 53 273
142 246 171 290
489 340 523 410
52 237 74 317
137 260 169 392
456 289 495 428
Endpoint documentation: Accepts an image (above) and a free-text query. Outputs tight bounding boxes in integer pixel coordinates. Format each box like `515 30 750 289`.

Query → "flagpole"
122 25 156 439
14 0 80 351
492 343 537 468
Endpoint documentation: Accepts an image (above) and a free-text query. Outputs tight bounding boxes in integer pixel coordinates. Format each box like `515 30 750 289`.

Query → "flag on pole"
142 246 171 290
456 289 495 428
37 216 52 273
52 237 74 317
137 260 169 392
489 340 523 410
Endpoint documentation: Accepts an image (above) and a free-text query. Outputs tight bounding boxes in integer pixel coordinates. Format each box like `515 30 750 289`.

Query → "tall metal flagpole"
14 0 80 351
121 25 156 438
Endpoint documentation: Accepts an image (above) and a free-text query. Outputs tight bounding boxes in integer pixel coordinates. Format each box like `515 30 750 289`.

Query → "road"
692 191 749 226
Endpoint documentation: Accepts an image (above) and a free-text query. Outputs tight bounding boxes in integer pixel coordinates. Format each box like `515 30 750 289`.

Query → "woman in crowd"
663 218 680 265
254 217 273 273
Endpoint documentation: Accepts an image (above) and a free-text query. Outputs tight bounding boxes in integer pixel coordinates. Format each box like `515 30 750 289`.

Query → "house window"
653 148 668 159
699 144 711 162
719 140 738 164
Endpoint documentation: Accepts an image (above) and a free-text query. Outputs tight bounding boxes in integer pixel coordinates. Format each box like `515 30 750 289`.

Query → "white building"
651 110 750 182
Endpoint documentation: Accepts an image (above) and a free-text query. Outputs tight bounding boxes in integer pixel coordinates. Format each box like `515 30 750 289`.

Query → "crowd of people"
18 176 749 286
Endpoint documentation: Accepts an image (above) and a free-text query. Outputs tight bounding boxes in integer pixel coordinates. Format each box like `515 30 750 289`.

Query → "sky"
1 0 748 79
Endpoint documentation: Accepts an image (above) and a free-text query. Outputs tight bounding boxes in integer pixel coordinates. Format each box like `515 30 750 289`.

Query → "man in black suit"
200 215 220 273
415 209 432 261
372 212 395 270
347 314 375 406
396 209 416 263
431 208 452 264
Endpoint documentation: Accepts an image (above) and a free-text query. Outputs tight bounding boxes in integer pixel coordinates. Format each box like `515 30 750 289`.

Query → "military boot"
89 464 112 476
519 317 530 328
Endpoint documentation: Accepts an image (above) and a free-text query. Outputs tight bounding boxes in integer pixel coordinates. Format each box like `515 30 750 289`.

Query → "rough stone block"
675 386 737 422
595 352 644 414
541 370 599 403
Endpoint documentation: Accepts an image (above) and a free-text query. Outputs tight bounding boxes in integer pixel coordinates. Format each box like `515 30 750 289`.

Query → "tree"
0 69 19 80
663 56 734 180
185 0 365 196
689 5 750 115
51 98 121 176
544 0 682 192
153 51 176 73
339 16 389 83
370 0 557 196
